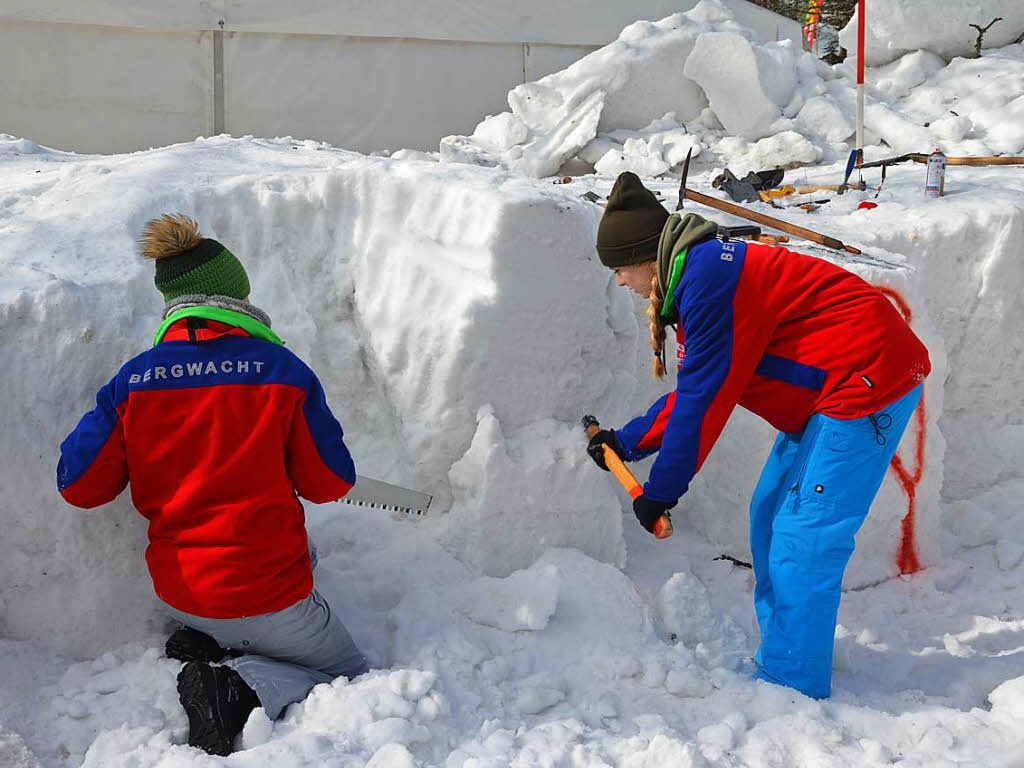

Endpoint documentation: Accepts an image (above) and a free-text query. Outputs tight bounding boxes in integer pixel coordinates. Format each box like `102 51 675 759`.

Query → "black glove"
587 429 624 471
632 494 676 535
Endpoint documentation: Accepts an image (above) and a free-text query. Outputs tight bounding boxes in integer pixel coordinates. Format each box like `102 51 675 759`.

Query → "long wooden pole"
681 187 862 254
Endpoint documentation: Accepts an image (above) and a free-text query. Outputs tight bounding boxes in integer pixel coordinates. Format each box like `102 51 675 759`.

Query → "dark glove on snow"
633 495 676 535
587 429 624 471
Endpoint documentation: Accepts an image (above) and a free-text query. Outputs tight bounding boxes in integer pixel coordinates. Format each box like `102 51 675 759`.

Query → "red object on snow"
858 201 878 210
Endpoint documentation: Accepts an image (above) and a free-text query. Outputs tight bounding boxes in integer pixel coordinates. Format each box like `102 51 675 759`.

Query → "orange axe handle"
582 416 673 539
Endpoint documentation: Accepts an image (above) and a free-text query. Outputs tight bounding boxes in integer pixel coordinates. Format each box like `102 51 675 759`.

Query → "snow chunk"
989 675 1024 719
871 50 948 101
443 410 625 577
509 90 606 178
239 707 274 749
622 735 705 768
441 2 746 177
366 743 416 768
456 562 561 631
684 32 784 140
595 138 671 178
716 131 820 174
472 112 530 150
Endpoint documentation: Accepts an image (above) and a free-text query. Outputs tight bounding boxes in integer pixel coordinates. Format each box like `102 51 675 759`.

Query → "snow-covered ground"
3 1 1024 766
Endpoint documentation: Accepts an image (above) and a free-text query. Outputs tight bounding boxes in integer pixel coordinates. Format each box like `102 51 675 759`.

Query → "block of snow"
509 90 606 178
509 10 720 136
988 675 1024 719
472 112 530 151
795 95 856 144
442 410 626 577
684 32 783 141
871 50 947 101
595 138 671 178
455 562 561 631
438 135 500 167
366 744 416 768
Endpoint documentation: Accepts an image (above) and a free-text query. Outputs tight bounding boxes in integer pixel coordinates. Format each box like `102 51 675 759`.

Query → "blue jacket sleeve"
57 373 130 509
286 368 356 503
643 241 775 503
616 392 676 461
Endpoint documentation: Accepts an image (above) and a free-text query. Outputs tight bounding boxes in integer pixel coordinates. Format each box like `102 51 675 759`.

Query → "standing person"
57 214 369 755
586 173 930 699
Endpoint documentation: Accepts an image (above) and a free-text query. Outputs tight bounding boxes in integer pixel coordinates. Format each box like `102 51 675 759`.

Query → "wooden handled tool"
581 415 673 539
681 186 860 254
676 148 862 255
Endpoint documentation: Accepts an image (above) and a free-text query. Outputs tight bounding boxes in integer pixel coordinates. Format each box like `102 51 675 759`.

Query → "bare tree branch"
969 17 1003 57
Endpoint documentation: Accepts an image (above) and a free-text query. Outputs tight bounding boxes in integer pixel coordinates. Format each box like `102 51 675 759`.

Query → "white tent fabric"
0 1 800 155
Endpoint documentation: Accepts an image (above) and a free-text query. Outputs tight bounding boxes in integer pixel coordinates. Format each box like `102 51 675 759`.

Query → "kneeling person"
57 214 368 755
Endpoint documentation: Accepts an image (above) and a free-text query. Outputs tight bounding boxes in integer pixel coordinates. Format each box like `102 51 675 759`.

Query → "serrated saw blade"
339 475 433 517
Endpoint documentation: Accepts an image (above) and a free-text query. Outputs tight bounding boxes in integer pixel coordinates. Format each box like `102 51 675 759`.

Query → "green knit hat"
596 172 670 268
142 214 250 302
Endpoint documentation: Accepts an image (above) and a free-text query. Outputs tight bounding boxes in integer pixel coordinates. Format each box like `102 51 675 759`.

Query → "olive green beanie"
595 172 670 268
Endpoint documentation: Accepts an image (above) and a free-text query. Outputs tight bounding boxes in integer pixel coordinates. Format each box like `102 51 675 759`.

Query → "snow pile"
840 0 1024 67
439 0 1024 179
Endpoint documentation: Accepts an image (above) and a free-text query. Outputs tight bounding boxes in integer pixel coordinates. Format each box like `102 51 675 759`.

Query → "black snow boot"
166 627 241 663
176 660 260 756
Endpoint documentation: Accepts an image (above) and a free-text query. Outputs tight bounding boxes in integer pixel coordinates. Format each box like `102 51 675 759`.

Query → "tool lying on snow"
340 475 433 516
861 152 1024 168
676 149 862 255
581 415 673 540
717 224 790 246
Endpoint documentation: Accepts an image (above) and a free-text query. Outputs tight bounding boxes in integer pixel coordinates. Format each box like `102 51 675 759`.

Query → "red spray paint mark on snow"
877 286 926 574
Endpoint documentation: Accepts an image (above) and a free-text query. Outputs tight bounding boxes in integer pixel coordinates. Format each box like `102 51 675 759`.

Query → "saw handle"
582 416 673 540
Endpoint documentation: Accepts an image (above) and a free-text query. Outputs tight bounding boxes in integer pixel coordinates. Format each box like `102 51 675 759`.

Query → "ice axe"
676 149 862 255
581 415 673 540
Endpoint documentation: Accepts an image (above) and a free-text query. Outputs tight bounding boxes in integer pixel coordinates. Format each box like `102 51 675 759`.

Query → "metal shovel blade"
339 475 433 517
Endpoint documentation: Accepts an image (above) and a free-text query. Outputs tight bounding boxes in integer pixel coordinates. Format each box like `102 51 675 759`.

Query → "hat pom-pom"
141 214 203 260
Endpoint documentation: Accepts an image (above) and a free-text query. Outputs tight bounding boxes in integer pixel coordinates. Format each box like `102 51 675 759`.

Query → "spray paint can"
925 149 946 198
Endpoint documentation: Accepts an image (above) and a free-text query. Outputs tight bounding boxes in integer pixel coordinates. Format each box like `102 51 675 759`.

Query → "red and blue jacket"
616 239 931 504
57 312 355 619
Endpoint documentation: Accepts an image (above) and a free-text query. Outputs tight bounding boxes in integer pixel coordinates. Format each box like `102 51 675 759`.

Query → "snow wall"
17 134 1024 657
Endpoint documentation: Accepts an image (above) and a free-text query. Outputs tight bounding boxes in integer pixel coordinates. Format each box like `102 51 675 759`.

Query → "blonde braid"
647 272 667 380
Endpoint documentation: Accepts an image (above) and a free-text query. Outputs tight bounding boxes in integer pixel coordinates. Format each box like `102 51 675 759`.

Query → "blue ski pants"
750 384 922 698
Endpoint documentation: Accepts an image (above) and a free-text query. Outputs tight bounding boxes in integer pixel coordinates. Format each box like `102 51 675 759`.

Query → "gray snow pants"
164 546 369 719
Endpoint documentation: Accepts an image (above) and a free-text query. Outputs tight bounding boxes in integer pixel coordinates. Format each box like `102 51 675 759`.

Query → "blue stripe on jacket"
58 336 355 495
755 354 827 391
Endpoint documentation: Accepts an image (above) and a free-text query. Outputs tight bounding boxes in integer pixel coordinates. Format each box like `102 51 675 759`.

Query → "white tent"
0 0 801 154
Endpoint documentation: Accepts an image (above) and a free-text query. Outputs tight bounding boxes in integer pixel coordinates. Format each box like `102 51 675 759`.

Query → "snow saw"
582 415 673 540
340 475 433 516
